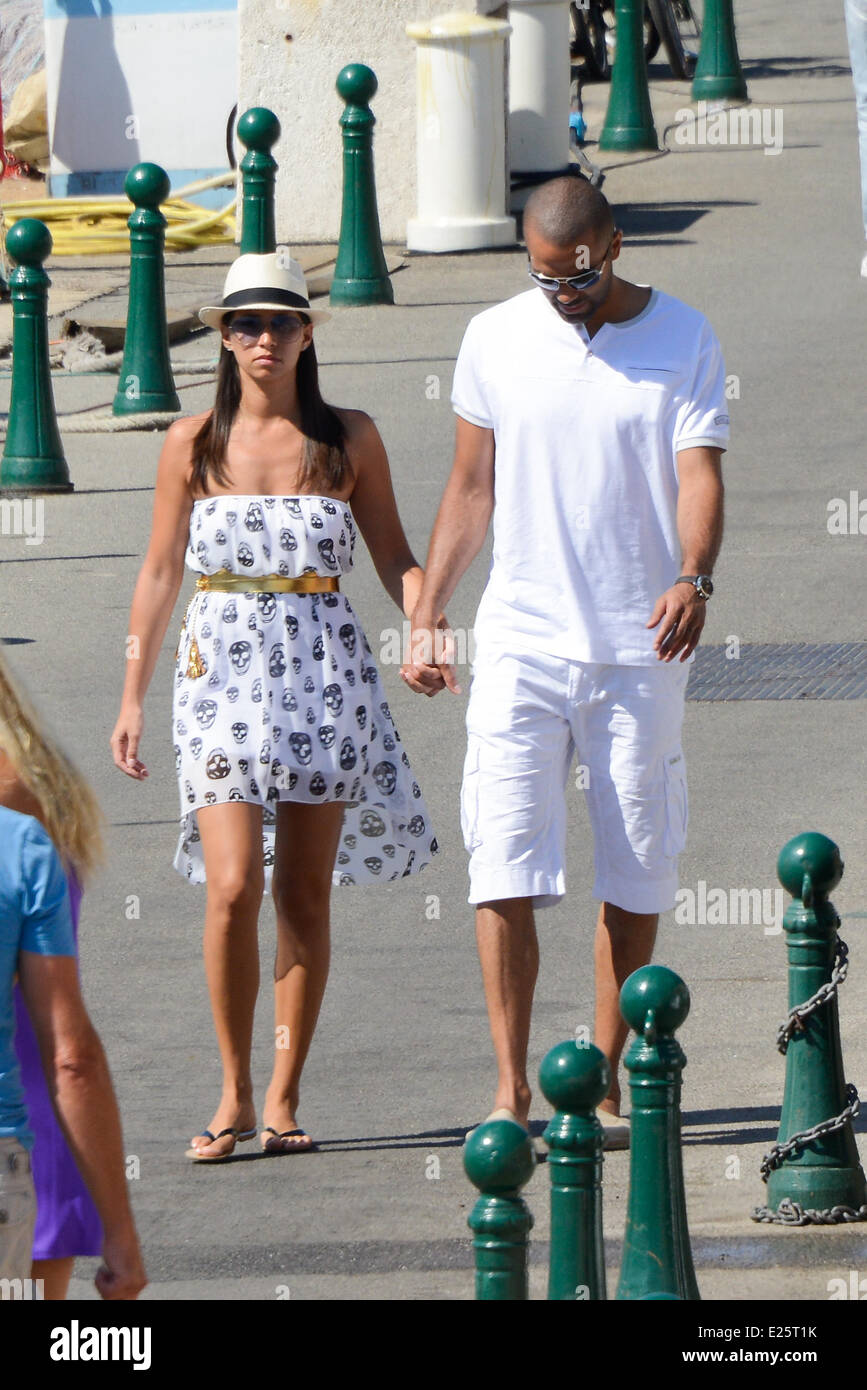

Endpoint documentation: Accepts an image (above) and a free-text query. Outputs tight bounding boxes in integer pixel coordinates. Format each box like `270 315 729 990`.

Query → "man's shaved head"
523 175 614 248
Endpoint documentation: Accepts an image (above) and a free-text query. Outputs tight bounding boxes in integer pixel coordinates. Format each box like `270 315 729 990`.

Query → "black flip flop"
185 1125 257 1162
261 1126 316 1155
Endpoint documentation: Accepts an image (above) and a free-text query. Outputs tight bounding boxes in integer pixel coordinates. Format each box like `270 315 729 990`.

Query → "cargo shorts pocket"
662 750 688 858
460 747 483 853
0 1179 36 1278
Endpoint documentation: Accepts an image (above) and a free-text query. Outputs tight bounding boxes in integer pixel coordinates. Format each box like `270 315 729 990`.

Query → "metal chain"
776 933 848 1055
752 1196 867 1226
759 1084 860 1181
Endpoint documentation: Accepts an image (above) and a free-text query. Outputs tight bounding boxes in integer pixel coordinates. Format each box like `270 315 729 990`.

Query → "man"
0 806 145 1296
401 177 727 1146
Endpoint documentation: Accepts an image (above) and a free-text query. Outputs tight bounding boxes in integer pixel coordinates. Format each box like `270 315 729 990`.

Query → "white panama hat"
198 252 331 330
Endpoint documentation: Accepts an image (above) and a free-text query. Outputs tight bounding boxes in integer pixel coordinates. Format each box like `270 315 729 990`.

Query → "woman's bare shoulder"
333 407 380 447
165 410 212 446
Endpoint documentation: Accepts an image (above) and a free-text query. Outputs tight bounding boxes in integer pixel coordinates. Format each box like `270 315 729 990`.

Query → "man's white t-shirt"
451 286 729 665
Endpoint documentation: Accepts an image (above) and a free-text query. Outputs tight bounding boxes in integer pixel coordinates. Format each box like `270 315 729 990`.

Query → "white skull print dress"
172 494 439 890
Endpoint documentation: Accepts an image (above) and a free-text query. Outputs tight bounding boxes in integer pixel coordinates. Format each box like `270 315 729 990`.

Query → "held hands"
110 705 149 779
646 583 707 662
400 611 463 698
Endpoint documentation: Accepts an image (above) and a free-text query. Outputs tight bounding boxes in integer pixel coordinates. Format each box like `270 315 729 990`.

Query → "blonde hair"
0 652 106 886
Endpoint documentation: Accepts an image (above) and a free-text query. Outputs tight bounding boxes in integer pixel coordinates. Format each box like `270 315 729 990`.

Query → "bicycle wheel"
571 2 610 82
601 3 661 68
647 0 695 79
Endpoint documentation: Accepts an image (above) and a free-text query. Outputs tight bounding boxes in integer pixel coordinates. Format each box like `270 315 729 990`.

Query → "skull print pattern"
172 494 438 891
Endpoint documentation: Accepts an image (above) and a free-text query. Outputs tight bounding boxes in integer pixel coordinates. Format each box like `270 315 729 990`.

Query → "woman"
110 253 441 1161
0 653 105 1299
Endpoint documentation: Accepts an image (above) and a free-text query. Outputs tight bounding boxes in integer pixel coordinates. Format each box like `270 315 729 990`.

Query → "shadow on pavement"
741 56 854 80
615 199 757 240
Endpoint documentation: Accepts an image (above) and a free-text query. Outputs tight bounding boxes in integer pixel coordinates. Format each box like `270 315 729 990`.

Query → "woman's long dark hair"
190 314 349 495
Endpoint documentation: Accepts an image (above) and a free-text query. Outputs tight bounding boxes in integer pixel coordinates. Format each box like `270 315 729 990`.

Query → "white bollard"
405 11 517 252
509 0 572 178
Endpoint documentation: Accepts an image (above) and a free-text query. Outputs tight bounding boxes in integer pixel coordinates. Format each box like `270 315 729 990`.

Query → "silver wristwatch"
675 574 714 600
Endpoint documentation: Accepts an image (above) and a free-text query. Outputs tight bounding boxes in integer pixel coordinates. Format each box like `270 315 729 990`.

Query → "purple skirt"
13 864 103 1260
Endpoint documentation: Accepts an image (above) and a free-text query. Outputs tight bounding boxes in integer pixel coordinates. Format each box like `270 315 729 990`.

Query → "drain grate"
686 643 867 701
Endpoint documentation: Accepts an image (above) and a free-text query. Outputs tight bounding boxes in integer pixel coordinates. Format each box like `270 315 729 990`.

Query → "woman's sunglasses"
527 237 615 294
227 313 305 343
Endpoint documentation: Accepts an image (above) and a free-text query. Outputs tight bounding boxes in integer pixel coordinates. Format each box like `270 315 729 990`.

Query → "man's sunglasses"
527 237 616 294
227 313 305 343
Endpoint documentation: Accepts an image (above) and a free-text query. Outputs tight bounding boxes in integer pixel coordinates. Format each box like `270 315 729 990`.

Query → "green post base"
330 278 394 307
112 395 181 417
616 966 700 1301
0 468 73 495
599 0 658 152
331 65 394 308
691 0 748 103
112 164 180 417
0 219 71 493
464 1119 535 1301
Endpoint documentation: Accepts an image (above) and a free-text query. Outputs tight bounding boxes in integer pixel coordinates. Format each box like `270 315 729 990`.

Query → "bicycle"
570 1 700 83
647 0 701 81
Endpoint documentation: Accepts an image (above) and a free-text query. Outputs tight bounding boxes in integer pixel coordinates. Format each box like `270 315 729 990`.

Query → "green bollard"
112 164 180 417
599 0 659 152
753 834 867 1224
330 64 394 307
1 219 71 493
464 1118 535 1300
691 0 748 104
539 1040 610 1301
237 107 281 255
616 965 700 1301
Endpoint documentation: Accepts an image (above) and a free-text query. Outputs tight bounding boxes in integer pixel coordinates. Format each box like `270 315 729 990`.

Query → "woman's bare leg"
261 801 345 1146
31 1256 74 1300
188 802 265 1157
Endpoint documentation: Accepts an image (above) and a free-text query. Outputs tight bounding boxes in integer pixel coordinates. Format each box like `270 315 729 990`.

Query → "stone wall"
238 0 509 244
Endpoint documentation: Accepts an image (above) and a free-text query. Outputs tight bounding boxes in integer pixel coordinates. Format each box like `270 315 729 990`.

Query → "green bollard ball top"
124 163 171 209
237 107 281 153
620 965 690 1037
538 1039 611 1114
337 63 378 107
463 1119 535 1194
5 217 53 267
777 832 843 902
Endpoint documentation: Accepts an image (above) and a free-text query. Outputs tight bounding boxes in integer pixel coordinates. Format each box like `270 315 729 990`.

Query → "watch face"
699 576 714 598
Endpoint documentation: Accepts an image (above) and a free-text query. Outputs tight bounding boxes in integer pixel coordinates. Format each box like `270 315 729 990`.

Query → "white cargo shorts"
460 644 690 914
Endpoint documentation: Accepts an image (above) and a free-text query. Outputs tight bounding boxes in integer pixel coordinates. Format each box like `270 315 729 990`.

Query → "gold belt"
176 570 340 678
195 569 340 593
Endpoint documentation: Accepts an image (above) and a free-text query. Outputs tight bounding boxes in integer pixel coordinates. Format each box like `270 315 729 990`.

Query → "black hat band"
221 288 311 312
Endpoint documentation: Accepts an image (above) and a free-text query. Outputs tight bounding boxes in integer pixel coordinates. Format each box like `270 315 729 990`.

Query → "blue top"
0 808 76 1149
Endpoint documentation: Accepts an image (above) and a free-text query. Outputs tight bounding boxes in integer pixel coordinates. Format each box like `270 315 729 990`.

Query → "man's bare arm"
647 445 725 662
401 417 495 695
676 445 725 575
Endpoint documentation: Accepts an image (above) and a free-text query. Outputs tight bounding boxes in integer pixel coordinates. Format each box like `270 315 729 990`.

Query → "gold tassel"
186 635 206 679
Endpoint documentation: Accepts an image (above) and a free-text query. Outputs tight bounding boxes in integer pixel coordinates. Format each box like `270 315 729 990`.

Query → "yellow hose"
1 188 237 254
